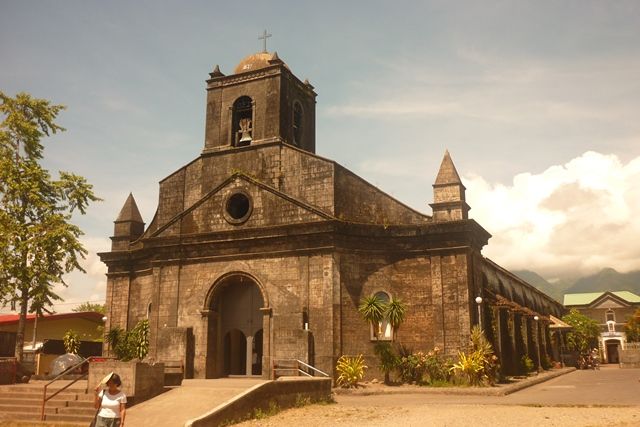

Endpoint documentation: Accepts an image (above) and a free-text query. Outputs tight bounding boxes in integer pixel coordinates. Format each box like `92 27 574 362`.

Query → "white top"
98 390 127 419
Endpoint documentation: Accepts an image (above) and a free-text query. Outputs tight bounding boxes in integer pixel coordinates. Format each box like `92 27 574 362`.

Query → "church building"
99 48 564 380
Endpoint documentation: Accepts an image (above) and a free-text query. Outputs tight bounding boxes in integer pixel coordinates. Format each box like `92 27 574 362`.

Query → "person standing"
94 373 127 427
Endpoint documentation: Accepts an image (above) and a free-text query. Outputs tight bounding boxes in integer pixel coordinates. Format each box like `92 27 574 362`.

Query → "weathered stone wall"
88 360 165 405
337 250 471 379
334 166 430 225
140 253 336 379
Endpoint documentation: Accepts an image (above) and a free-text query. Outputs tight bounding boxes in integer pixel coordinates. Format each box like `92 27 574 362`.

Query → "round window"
224 191 252 224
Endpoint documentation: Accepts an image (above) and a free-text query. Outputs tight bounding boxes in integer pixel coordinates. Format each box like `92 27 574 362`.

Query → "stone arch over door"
204 272 270 378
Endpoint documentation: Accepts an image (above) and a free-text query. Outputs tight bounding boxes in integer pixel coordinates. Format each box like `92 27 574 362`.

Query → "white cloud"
466 151 640 278
51 236 110 312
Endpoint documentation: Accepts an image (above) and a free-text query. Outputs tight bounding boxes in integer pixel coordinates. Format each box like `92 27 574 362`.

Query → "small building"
563 291 640 363
0 312 104 374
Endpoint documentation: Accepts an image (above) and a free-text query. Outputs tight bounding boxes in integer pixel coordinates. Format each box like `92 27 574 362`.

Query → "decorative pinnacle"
209 64 225 78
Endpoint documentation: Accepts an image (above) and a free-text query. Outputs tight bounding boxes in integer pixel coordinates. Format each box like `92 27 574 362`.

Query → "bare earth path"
236 366 640 427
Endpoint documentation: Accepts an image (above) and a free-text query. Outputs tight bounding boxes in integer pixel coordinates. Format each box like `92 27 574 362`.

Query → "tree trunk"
14 289 29 363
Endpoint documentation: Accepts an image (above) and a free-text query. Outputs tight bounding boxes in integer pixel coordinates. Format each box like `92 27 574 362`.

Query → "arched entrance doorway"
206 274 266 378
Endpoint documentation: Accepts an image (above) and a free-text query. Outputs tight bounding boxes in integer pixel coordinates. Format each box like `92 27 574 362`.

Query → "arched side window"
372 291 393 341
232 96 253 147
292 101 303 146
147 302 152 319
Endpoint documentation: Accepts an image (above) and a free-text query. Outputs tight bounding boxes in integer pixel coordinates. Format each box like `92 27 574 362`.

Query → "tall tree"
562 309 600 353
0 92 100 363
624 308 640 343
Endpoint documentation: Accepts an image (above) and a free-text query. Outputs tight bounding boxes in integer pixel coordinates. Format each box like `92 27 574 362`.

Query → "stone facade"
99 51 564 380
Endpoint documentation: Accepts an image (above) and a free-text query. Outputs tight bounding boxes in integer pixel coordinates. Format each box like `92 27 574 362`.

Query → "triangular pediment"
150 173 334 238
590 292 630 309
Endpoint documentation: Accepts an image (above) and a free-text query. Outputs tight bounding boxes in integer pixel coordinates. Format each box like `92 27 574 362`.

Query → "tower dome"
233 51 286 74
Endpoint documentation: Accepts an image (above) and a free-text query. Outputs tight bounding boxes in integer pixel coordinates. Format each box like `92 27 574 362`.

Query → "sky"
1 0 639 312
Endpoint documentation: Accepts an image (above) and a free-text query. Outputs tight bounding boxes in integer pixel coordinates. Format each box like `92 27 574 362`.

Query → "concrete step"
44 413 94 423
0 404 60 414
0 411 92 424
0 385 88 394
0 396 80 406
57 407 96 416
0 391 87 401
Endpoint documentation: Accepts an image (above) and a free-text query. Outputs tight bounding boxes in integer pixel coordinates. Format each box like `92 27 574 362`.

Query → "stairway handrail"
272 358 329 378
295 359 329 377
40 355 116 421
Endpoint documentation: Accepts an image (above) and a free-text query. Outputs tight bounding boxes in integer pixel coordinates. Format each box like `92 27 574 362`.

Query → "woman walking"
93 372 127 427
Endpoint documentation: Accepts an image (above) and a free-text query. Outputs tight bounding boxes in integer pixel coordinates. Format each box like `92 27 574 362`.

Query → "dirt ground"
234 398 640 427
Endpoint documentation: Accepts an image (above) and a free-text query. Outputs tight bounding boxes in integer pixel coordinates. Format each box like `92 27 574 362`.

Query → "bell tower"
203 50 317 154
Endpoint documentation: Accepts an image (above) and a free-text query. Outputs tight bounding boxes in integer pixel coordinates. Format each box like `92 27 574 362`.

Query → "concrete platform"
124 378 266 426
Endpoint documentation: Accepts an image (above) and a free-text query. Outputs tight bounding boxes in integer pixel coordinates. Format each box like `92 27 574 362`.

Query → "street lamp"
534 315 542 372
475 296 483 330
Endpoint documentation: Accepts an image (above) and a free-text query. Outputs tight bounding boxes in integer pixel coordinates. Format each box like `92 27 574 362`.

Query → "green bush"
450 350 485 386
374 342 398 384
470 326 500 385
388 345 452 386
423 347 452 384
336 354 367 388
521 355 534 373
397 350 426 384
450 326 500 386
106 319 149 361
541 354 553 370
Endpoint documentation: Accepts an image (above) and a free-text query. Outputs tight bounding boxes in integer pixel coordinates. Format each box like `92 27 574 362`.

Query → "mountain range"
513 268 640 303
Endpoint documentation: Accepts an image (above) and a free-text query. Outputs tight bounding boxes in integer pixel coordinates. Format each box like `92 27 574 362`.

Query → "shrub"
336 354 367 388
374 342 398 384
106 319 150 361
394 345 452 385
397 350 427 384
470 326 499 385
541 354 553 370
63 329 80 354
450 351 485 386
521 355 534 374
450 326 500 386
423 347 451 384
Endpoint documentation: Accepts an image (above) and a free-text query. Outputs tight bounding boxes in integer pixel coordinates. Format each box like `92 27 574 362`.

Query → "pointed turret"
111 193 145 250
209 64 225 78
429 151 470 222
268 51 284 65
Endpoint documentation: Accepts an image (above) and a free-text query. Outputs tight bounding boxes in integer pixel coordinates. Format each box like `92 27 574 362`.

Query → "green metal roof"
563 291 640 306
612 291 640 303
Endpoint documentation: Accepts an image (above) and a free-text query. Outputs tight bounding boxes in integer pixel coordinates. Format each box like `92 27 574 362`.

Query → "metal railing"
272 359 329 379
40 355 115 421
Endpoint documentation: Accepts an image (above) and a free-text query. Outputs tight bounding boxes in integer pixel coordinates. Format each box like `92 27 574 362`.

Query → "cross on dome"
258 29 272 53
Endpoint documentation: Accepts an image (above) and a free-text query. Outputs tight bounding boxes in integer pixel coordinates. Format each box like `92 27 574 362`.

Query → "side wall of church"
334 166 430 225
338 250 472 379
